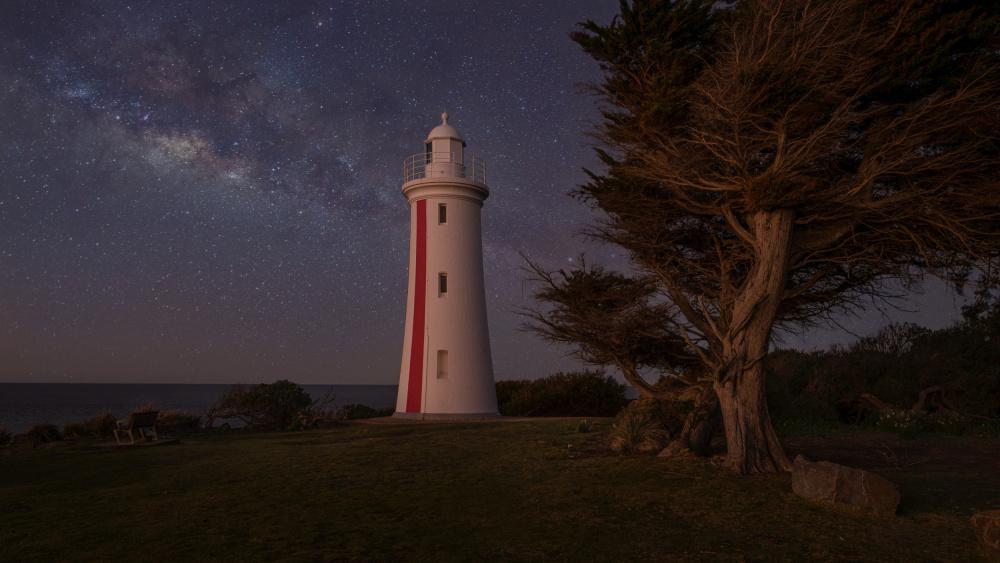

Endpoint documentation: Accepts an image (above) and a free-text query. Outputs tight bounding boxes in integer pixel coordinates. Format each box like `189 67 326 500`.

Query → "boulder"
657 441 690 458
971 511 1000 560
791 455 900 516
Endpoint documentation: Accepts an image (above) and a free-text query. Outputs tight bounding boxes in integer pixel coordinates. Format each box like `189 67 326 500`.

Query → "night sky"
0 1 967 384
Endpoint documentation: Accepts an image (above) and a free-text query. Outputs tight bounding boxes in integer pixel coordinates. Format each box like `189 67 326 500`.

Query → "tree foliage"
521 260 701 398
529 0 1000 473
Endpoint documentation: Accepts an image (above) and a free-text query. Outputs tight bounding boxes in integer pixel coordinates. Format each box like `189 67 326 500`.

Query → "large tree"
539 0 1000 473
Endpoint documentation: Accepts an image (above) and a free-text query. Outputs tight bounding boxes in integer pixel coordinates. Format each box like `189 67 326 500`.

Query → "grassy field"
1 419 996 562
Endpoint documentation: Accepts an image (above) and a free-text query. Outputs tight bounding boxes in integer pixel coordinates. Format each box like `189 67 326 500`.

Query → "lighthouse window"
425 141 432 164
438 203 447 224
439 273 448 295
437 350 449 379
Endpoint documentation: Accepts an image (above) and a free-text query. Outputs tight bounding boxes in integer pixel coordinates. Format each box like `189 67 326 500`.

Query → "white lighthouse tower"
394 113 499 419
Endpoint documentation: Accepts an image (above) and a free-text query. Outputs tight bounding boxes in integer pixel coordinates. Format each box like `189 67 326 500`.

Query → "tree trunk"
715 209 795 474
715 361 790 473
661 389 721 457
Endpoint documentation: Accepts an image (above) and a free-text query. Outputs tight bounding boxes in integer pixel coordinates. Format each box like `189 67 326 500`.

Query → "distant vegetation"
496 370 629 417
767 312 1000 434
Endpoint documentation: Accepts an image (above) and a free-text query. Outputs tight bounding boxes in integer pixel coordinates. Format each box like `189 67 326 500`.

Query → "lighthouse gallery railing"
403 152 487 184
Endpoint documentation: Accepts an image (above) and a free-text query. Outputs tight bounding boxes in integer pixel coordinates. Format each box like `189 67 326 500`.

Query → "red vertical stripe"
406 199 427 413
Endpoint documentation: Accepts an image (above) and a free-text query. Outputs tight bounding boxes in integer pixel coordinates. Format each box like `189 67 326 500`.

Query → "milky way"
0 1 966 384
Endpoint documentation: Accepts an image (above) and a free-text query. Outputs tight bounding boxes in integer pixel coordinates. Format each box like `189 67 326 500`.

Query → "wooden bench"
114 411 159 445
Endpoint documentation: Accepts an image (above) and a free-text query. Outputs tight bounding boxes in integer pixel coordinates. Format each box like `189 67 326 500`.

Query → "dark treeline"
768 298 1000 426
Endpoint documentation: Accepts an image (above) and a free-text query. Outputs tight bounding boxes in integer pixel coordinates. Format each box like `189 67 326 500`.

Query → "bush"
156 409 203 434
62 422 89 439
294 390 343 428
205 380 316 430
85 411 118 436
339 404 377 420
496 370 628 417
124 403 202 434
0 424 10 446
609 400 669 454
25 422 61 446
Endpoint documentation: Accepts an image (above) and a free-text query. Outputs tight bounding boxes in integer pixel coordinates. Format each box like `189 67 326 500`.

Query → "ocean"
0 383 398 435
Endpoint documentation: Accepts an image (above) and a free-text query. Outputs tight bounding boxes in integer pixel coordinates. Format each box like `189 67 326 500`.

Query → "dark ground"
782 434 1000 474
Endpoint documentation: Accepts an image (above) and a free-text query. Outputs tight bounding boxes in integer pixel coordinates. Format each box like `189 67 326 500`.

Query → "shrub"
610 400 669 455
496 370 628 417
62 422 89 439
293 390 342 428
156 409 203 434
25 422 61 446
205 380 315 430
636 394 694 438
0 424 10 446
85 411 118 436
340 404 374 420
341 403 377 419
124 403 202 434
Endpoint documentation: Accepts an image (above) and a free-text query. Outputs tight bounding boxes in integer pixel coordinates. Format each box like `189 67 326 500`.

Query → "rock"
657 441 691 458
791 455 900 516
971 511 1000 560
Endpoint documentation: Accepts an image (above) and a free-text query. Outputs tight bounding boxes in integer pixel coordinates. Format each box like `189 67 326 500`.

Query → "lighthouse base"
392 411 501 421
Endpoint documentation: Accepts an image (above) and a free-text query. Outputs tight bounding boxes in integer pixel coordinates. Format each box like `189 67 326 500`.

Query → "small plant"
928 409 971 435
0 423 10 446
576 420 592 433
869 408 973 438
24 422 61 447
85 411 118 436
62 421 89 439
610 402 669 455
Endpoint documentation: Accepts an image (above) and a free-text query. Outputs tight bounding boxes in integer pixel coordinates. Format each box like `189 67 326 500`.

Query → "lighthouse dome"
426 112 466 146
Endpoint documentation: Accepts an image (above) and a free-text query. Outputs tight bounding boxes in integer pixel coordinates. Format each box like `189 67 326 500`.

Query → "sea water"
0 383 398 435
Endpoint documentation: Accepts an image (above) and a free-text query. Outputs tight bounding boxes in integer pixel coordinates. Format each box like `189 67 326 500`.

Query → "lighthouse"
394 113 499 419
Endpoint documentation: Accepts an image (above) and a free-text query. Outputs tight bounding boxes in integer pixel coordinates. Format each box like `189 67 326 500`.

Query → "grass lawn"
1 419 996 562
